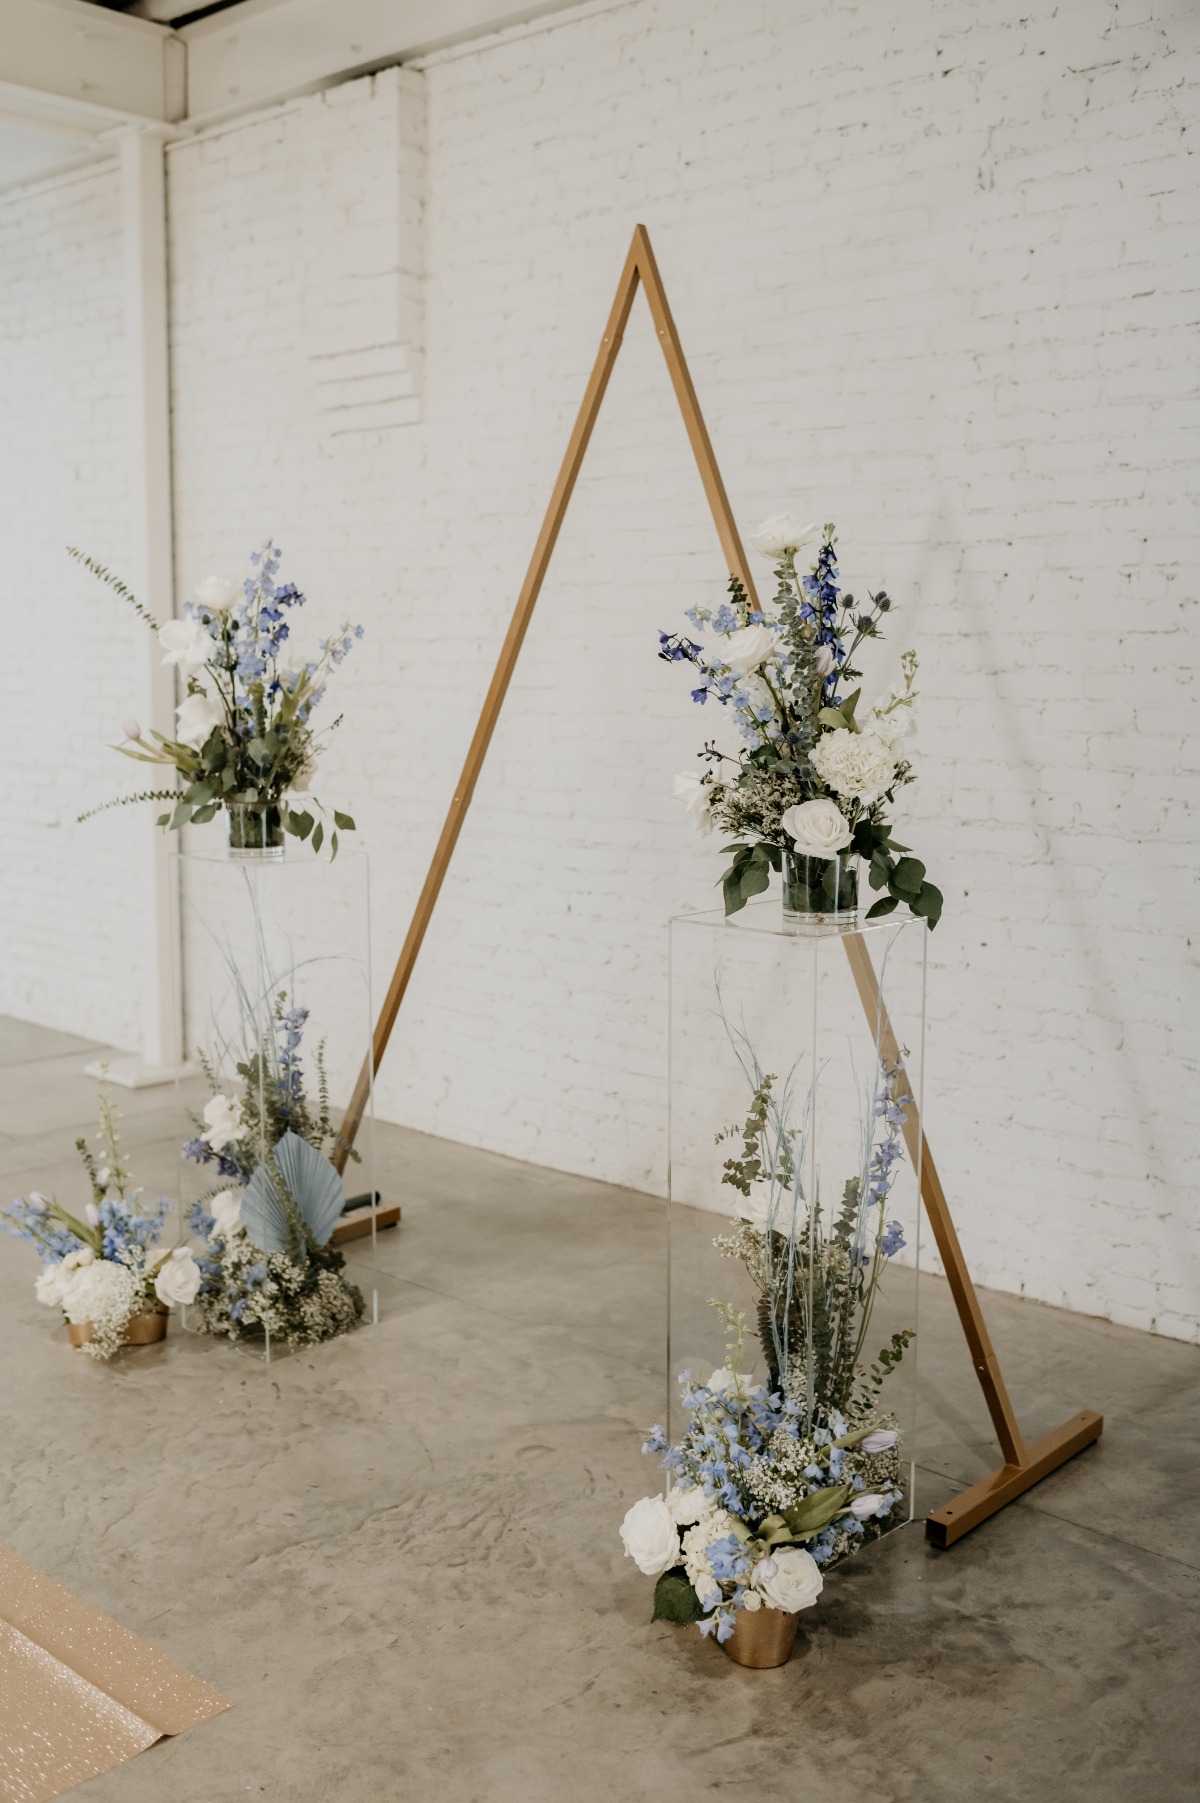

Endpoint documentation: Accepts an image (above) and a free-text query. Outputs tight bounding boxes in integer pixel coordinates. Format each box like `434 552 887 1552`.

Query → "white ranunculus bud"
154 1246 201 1308
159 616 211 675
672 772 715 837
619 1495 681 1578
174 691 224 751
780 798 853 860
722 622 778 675
850 1493 889 1520
810 728 897 807
747 514 819 560
194 575 243 610
201 1092 243 1151
753 1545 824 1614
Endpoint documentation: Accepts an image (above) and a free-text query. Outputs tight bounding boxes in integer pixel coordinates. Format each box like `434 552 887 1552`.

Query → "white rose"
665 1485 709 1527
619 1495 681 1577
672 772 715 837
810 728 896 807
158 616 212 675
201 1092 243 1151
780 798 853 859
209 1189 243 1240
742 1589 762 1613
753 1545 824 1614
35 1262 70 1308
154 1246 201 1308
748 513 819 560
194 575 242 611
174 690 224 751
722 622 778 675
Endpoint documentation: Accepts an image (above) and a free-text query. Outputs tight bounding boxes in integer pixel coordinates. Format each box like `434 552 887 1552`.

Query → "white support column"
90 126 181 1085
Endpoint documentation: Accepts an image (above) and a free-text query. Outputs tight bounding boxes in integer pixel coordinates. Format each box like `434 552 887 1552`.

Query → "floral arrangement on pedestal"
1 1084 201 1359
183 996 363 1349
619 1032 915 1664
660 514 942 929
75 540 361 857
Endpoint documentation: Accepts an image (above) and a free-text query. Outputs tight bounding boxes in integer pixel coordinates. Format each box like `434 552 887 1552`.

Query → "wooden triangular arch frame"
335 225 1101 1543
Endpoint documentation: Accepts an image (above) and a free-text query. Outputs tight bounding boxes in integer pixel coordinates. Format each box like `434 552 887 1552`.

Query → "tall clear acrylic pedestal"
667 900 927 1529
170 842 384 1359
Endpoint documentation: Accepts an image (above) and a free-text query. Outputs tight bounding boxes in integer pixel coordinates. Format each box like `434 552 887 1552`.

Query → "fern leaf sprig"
67 547 161 632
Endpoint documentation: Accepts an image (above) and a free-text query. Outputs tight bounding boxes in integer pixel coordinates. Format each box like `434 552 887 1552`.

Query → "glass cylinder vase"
226 802 285 860
781 848 858 934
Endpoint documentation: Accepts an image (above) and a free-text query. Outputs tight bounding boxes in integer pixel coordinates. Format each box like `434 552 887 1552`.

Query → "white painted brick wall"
0 162 147 1051
3 0 1198 1342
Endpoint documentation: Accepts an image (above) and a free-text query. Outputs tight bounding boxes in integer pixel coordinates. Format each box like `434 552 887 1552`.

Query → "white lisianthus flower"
722 622 778 675
208 1189 243 1241
707 1367 760 1400
748 514 819 559
810 728 896 807
672 772 715 837
35 1262 70 1308
665 1485 709 1527
849 1493 889 1520
780 798 853 860
174 690 224 751
194 575 243 611
619 1495 681 1577
753 1545 824 1613
159 616 212 675
201 1092 243 1151
154 1247 202 1308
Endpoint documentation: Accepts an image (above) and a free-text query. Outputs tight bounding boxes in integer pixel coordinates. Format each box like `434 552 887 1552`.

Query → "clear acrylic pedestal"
170 842 384 1360
667 899 927 1529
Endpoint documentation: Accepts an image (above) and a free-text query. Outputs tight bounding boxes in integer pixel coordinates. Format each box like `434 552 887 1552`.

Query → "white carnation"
681 1508 737 1607
35 1262 70 1308
810 728 896 807
665 1485 709 1527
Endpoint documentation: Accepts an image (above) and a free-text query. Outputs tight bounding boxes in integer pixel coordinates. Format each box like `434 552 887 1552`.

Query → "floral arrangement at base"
75 541 360 856
184 997 363 1350
619 1029 914 1650
660 513 942 926
2 1084 201 1360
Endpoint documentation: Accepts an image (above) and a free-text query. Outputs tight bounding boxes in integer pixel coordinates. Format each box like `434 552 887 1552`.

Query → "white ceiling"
0 0 596 191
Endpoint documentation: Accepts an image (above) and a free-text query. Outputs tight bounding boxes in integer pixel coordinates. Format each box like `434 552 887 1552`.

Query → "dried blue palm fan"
241 1130 345 1255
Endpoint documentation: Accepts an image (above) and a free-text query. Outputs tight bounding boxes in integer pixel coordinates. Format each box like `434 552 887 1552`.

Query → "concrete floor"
0 1013 1197 1803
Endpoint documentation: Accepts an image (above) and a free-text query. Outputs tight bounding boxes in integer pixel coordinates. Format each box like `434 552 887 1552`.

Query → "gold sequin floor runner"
0 1547 229 1802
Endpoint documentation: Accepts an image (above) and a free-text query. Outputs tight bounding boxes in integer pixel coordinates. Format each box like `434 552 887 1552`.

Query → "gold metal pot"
66 1309 169 1349
720 1605 800 1669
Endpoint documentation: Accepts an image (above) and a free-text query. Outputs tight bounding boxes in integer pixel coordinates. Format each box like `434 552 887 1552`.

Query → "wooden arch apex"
335 224 1101 1543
